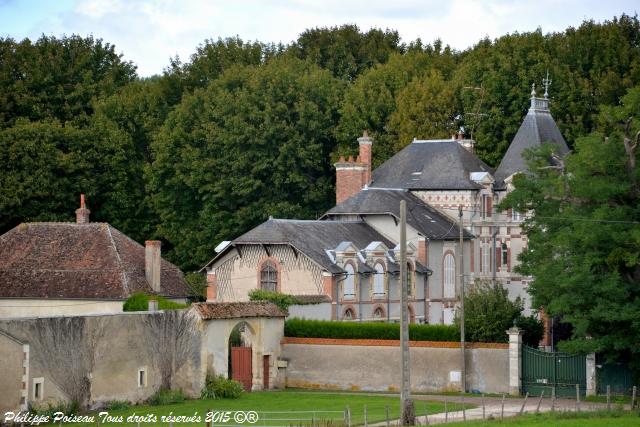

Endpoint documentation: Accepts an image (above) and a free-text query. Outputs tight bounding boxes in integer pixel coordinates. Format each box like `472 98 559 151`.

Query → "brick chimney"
335 131 373 204
145 240 161 293
75 194 91 224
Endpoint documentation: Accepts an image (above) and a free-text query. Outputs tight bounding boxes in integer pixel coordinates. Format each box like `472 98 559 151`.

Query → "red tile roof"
0 222 188 299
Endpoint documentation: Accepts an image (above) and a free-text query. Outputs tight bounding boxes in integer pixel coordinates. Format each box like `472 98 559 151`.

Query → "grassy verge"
445 409 640 426
60 391 466 426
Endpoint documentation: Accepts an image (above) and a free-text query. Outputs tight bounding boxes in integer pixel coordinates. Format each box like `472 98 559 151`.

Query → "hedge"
285 318 459 342
123 292 188 311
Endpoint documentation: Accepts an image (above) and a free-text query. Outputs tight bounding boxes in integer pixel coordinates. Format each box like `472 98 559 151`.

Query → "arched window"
344 263 355 299
343 308 355 320
373 263 385 296
501 243 508 266
260 261 277 292
443 253 455 298
373 307 384 320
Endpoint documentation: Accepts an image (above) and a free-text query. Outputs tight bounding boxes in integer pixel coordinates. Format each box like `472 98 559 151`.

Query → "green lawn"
64 391 465 426
445 410 640 426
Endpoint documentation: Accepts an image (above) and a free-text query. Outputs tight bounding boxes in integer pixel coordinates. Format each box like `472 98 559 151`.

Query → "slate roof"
494 99 569 187
370 140 493 190
0 222 188 299
323 188 473 240
191 301 286 319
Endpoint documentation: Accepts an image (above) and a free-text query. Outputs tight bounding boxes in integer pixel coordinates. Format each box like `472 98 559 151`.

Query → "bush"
185 272 207 302
123 292 188 311
516 315 545 347
29 400 80 418
248 289 299 311
285 318 459 341
146 388 187 406
201 374 244 399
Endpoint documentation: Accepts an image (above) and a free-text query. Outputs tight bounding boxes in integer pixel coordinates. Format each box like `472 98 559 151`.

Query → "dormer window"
343 263 356 299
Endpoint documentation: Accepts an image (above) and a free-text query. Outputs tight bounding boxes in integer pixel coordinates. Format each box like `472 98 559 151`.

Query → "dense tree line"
1 16 639 274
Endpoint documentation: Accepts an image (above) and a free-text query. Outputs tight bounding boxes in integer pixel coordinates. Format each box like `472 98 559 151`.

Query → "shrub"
248 289 299 311
284 318 459 341
185 272 207 302
146 388 187 406
201 374 244 399
123 292 188 311
29 400 80 418
516 315 545 347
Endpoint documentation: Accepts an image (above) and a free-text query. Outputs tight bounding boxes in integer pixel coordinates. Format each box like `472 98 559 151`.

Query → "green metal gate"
597 362 635 395
522 345 586 398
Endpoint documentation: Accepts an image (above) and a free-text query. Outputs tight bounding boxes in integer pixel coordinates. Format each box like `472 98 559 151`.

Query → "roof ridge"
105 225 132 296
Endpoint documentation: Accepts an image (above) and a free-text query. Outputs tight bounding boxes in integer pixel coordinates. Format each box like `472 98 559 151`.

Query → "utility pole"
458 206 466 393
400 200 415 425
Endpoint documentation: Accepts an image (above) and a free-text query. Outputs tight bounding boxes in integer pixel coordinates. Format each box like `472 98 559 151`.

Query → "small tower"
334 131 373 204
75 194 90 224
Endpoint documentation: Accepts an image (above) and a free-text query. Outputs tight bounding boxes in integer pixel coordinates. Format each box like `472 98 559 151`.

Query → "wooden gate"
522 345 586 398
231 346 252 391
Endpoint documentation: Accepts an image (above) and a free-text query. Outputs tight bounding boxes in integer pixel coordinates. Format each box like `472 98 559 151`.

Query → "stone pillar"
507 326 523 395
586 353 596 396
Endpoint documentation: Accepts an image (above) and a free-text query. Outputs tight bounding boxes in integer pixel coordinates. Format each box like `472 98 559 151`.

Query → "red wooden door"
263 355 270 389
231 346 252 391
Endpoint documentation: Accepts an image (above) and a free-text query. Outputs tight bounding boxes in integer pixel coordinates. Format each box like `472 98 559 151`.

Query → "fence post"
586 353 596 397
501 394 505 420
507 327 523 395
519 392 529 415
385 406 390 427
606 385 611 411
551 388 556 412
576 384 581 412
363 405 367 427
632 386 637 410
461 393 466 422
444 398 448 424
424 405 429 426
482 394 485 420
535 390 544 414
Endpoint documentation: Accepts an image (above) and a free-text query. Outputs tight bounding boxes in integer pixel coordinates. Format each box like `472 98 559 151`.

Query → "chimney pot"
145 240 162 293
75 194 91 224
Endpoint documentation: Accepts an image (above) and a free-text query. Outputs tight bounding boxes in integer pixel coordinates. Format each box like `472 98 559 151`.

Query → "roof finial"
530 83 536 98
542 70 552 99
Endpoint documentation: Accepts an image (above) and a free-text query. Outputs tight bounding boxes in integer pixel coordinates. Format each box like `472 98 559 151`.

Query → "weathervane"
542 70 552 99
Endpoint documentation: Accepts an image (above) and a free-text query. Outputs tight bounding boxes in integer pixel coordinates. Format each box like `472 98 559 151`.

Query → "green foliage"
185 272 207 302
456 281 543 347
122 292 188 311
28 400 80 418
285 318 459 342
102 400 131 411
500 84 640 368
200 374 244 399
146 388 187 406
248 289 299 311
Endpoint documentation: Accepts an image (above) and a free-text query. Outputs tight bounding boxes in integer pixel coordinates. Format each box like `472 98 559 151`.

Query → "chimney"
75 194 91 224
334 131 373 204
358 130 373 186
145 240 161 293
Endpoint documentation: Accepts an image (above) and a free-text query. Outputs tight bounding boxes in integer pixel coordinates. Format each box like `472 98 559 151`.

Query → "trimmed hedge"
123 292 188 311
285 318 459 341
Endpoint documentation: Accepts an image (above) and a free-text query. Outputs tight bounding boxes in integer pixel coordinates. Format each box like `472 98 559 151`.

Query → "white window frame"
33 377 44 400
373 262 385 297
443 253 455 298
512 209 522 222
482 243 490 274
343 264 356 299
138 367 147 388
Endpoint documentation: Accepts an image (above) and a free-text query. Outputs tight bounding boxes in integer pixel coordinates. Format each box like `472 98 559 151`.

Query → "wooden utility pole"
458 206 466 393
400 200 415 425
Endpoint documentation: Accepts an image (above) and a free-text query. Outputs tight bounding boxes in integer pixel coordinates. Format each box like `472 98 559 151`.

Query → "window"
373 307 384 319
138 367 147 388
481 194 492 219
343 263 355 299
443 253 455 298
482 243 490 274
33 378 44 400
373 263 385 296
260 261 277 292
501 243 508 266
512 210 522 222
343 308 355 320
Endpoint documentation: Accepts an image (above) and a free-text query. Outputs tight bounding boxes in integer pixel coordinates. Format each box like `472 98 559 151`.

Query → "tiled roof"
494 102 569 186
0 222 188 299
191 301 286 319
323 188 473 240
371 140 493 190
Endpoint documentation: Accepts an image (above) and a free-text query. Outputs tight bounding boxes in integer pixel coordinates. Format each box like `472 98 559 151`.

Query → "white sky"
1 0 638 76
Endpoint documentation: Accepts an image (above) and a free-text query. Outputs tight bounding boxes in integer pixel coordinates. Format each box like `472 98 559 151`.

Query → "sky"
0 0 638 77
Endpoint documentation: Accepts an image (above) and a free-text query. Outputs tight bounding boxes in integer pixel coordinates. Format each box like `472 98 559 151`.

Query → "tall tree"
500 85 640 368
148 58 342 269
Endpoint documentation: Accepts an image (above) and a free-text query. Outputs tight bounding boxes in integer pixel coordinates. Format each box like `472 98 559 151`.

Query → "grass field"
60 391 465 426
445 410 640 426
